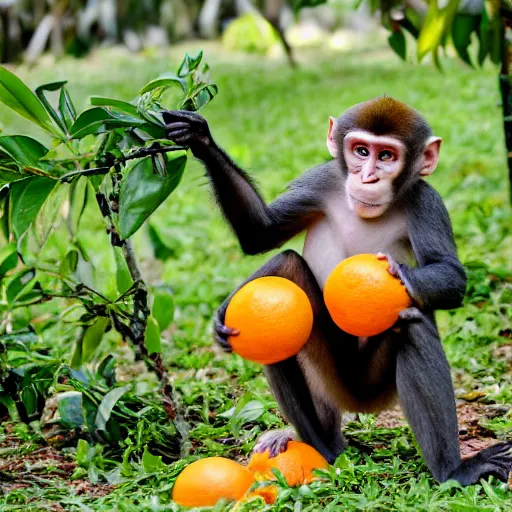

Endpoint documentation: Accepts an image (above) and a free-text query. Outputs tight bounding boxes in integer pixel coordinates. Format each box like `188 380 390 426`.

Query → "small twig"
60 166 110 183
122 144 187 163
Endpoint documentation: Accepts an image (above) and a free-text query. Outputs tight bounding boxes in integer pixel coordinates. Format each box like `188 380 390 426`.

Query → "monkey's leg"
397 313 512 485
218 249 345 463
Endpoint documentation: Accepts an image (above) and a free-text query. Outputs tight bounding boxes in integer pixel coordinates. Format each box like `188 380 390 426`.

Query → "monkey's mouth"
350 195 384 208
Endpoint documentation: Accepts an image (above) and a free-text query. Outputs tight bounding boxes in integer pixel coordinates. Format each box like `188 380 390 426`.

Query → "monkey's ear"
420 136 442 176
327 116 338 158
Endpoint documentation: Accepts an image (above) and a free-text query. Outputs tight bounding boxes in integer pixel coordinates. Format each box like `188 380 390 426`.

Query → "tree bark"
499 19 512 202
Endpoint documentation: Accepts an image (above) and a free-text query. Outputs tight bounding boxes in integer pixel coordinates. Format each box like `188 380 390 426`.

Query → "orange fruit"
172 457 254 507
225 277 313 364
247 440 329 487
323 254 411 337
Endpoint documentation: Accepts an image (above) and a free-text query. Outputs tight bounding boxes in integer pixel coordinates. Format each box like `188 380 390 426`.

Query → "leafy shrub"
222 14 280 55
0 51 216 456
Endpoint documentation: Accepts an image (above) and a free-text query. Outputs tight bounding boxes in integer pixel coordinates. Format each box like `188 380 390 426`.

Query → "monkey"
163 97 512 486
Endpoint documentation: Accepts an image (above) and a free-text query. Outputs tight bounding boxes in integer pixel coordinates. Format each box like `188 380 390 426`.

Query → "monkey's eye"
379 150 395 161
354 146 369 157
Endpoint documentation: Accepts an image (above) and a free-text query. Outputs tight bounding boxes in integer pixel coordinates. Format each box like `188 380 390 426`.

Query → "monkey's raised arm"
164 111 325 255
398 181 466 310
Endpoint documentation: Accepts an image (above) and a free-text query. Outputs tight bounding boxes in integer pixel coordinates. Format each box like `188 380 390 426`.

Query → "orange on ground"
247 440 329 487
172 457 254 507
225 276 314 365
323 253 411 337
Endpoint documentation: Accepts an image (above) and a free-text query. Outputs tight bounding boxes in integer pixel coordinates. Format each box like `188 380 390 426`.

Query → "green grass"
1 42 512 511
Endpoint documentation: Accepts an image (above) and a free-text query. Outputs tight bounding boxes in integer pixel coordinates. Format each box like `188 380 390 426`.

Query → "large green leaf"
0 135 50 181
144 315 161 354
151 286 174 331
57 391 84 429
139 75 187 95
452 15 478 66
69 108 146 139
90 97 142 119
95 385 130 431
388 30 407 61
113 246 132 295
418 0 461 61
67 176 88 238
0 66 60 135
118 151 187 239
82 317 110 362
0 243 17 280
9 176 56 239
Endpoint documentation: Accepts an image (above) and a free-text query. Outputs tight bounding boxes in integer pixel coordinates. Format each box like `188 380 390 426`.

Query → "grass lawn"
1 41 512 511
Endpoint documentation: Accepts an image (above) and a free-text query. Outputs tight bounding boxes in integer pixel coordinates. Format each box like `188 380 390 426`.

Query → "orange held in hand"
247 440 329 487
323 253 411 337
225 277 314 364
172 457 254 507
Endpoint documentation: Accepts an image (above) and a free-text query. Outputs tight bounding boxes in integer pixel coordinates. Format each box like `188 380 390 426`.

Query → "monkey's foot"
253 428 295 458
448 441 512 485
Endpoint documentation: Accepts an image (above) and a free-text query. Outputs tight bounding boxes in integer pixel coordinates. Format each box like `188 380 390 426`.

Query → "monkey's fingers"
214 333 233 353
377 252 400 278
253 430 294 458
164 121 190 131
162 110 204 123
213 316 239 337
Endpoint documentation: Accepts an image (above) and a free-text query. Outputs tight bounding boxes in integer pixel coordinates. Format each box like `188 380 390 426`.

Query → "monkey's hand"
253 429 295 458
162 110 213 156
213 308 238 353
377 252 422 325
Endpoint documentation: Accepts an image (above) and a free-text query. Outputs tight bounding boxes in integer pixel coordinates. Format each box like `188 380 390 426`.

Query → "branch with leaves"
0 52 217 448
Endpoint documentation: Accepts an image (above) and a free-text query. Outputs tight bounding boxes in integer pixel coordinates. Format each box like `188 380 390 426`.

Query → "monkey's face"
342 131 405 219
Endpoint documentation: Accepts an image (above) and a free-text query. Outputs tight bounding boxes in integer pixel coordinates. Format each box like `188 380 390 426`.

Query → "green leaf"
6 268 36 304
95 385 130 431
452 15 478 66
489 17 503 65
67 176 88 238
388 30 407 60
0 66 61 135
90 97 142 119
9 176 56 239
144 315 161 354
139 75 187 95
0 135 50 179
177 51 204 77
59 86 77 130
82 317 110 362
0 243 17 280
60 249 79 278
142 446 165 473
69 108 146 139
234 400 264 424
118 151 187 239
151 286 174 331
57 391 84 429
477 10 490 65
35 81 69 133
113 246 132 295
417 0 461 61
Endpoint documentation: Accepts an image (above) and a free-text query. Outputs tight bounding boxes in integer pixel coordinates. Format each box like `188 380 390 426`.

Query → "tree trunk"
263 0 296 67
499 20 512 202
198 0 222 38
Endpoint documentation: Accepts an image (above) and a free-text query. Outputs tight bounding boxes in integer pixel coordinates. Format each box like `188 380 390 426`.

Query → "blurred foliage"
0 50 216 457
222 14 280 55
